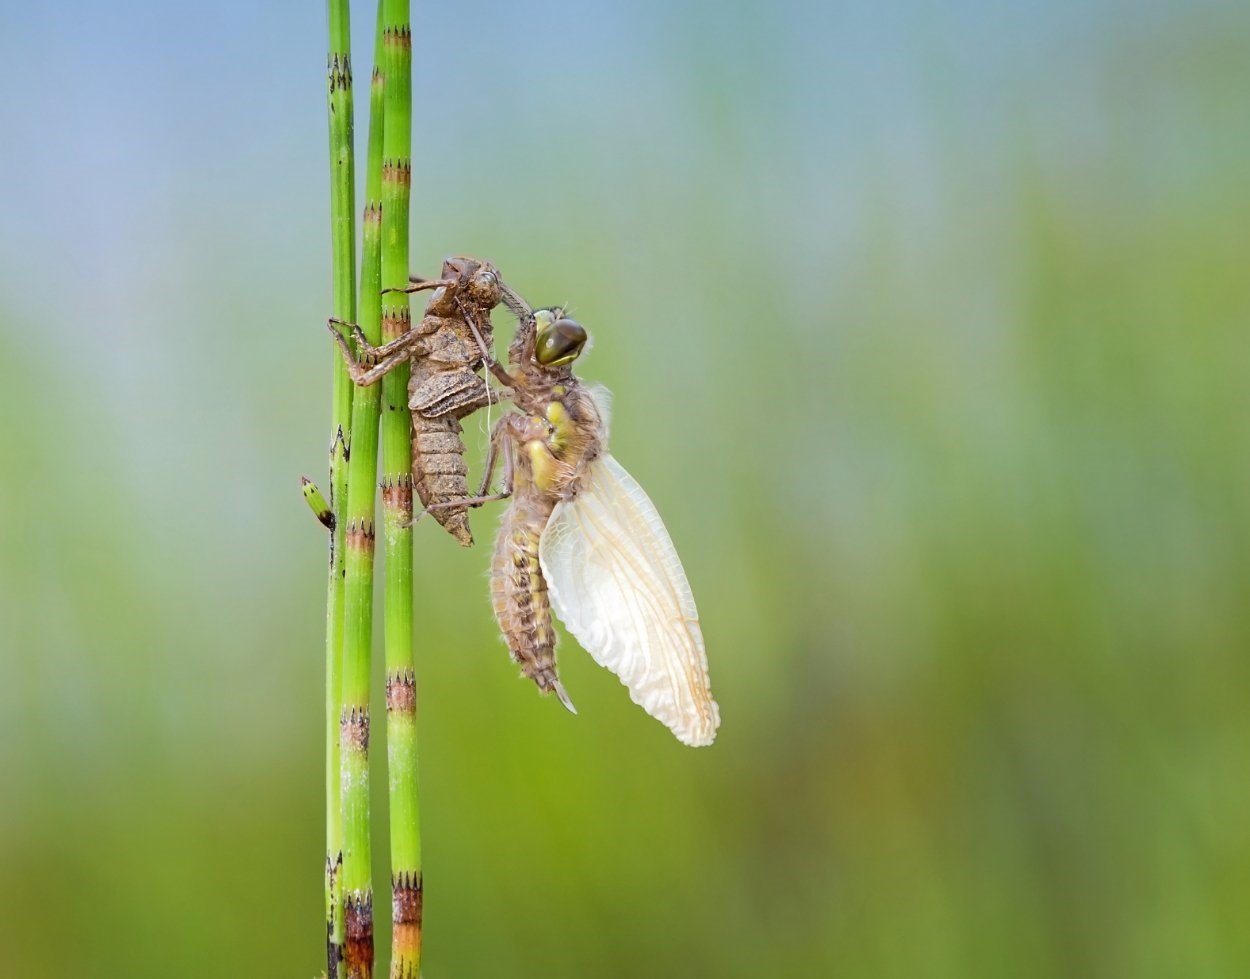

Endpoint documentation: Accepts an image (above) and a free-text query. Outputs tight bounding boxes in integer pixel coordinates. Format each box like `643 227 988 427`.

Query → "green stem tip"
303 476 335 530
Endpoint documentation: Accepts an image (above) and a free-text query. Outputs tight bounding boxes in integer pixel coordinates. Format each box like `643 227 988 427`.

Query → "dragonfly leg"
419 490 511 513
332 318 429 363
381 275 456 296
455 297 520 389
327 318 415 385
475 415 517 497
401 488 509 529
401 420 516 529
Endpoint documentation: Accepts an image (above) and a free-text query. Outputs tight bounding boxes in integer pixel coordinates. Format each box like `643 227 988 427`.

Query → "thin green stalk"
324 2 356 975
377 3 420 976
341 17 386 977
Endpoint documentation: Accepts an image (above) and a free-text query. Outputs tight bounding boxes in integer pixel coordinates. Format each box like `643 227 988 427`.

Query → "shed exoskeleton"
329 255 526 545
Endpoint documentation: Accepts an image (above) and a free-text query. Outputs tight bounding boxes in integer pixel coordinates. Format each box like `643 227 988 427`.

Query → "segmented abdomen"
491 495 564 698
411 414 473 546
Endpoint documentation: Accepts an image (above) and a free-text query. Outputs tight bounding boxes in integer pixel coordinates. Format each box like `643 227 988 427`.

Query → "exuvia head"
440 256 503 308
533 308 587 367
465 266 502 308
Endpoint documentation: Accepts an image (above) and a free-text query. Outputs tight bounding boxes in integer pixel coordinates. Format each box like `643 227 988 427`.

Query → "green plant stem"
341 16 386 977
324 2 355 975
377 3 421 976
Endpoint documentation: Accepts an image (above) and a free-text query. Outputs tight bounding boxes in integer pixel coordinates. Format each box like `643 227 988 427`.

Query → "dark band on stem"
380 474 413 520
326 851 344 979
381 306 410 342
328 53 352 93
341 707 370 752
381 159 412 190
383 24 413 52
344 891 374 978
326 935 343 979
391 872 423 968
346 518 375 555
385 669 416 713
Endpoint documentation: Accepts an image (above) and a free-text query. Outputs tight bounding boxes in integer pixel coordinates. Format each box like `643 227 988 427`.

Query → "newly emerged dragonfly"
440 305 720 746
329 255 526 544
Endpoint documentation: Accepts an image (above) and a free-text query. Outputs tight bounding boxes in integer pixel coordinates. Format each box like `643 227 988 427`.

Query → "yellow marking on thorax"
545 400 576 454
527 439 561 493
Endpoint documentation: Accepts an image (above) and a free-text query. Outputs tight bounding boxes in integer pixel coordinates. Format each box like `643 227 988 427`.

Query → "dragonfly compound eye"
535 317 587 366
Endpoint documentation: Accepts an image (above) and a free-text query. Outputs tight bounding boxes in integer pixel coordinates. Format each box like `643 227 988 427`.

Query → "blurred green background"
3 0 1250 976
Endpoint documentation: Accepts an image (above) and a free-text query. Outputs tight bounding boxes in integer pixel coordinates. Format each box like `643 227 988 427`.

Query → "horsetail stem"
340 11 387 976
324 1 356 973
376 2 421 975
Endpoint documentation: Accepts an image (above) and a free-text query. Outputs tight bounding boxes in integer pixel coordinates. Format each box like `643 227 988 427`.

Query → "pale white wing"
539 453 719 746
584 384 613 445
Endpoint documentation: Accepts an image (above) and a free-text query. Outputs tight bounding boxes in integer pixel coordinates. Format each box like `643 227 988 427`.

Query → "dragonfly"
328 255 527 545
432 304 720 746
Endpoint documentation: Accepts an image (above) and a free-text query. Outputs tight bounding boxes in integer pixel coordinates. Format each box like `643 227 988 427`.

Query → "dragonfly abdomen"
490 497 574 711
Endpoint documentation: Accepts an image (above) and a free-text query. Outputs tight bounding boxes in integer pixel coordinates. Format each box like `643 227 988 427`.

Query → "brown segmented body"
405 313 489 544
490 488 560 696
403 256 520 545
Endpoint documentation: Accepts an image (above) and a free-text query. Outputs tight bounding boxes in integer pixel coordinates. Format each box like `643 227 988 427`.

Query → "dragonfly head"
534 308 587 368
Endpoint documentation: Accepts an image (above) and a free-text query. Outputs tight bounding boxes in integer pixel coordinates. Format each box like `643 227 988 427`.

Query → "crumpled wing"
539 453 719 746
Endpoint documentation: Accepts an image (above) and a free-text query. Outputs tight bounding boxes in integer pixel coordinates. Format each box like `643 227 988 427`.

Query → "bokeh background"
3 0 1249 975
